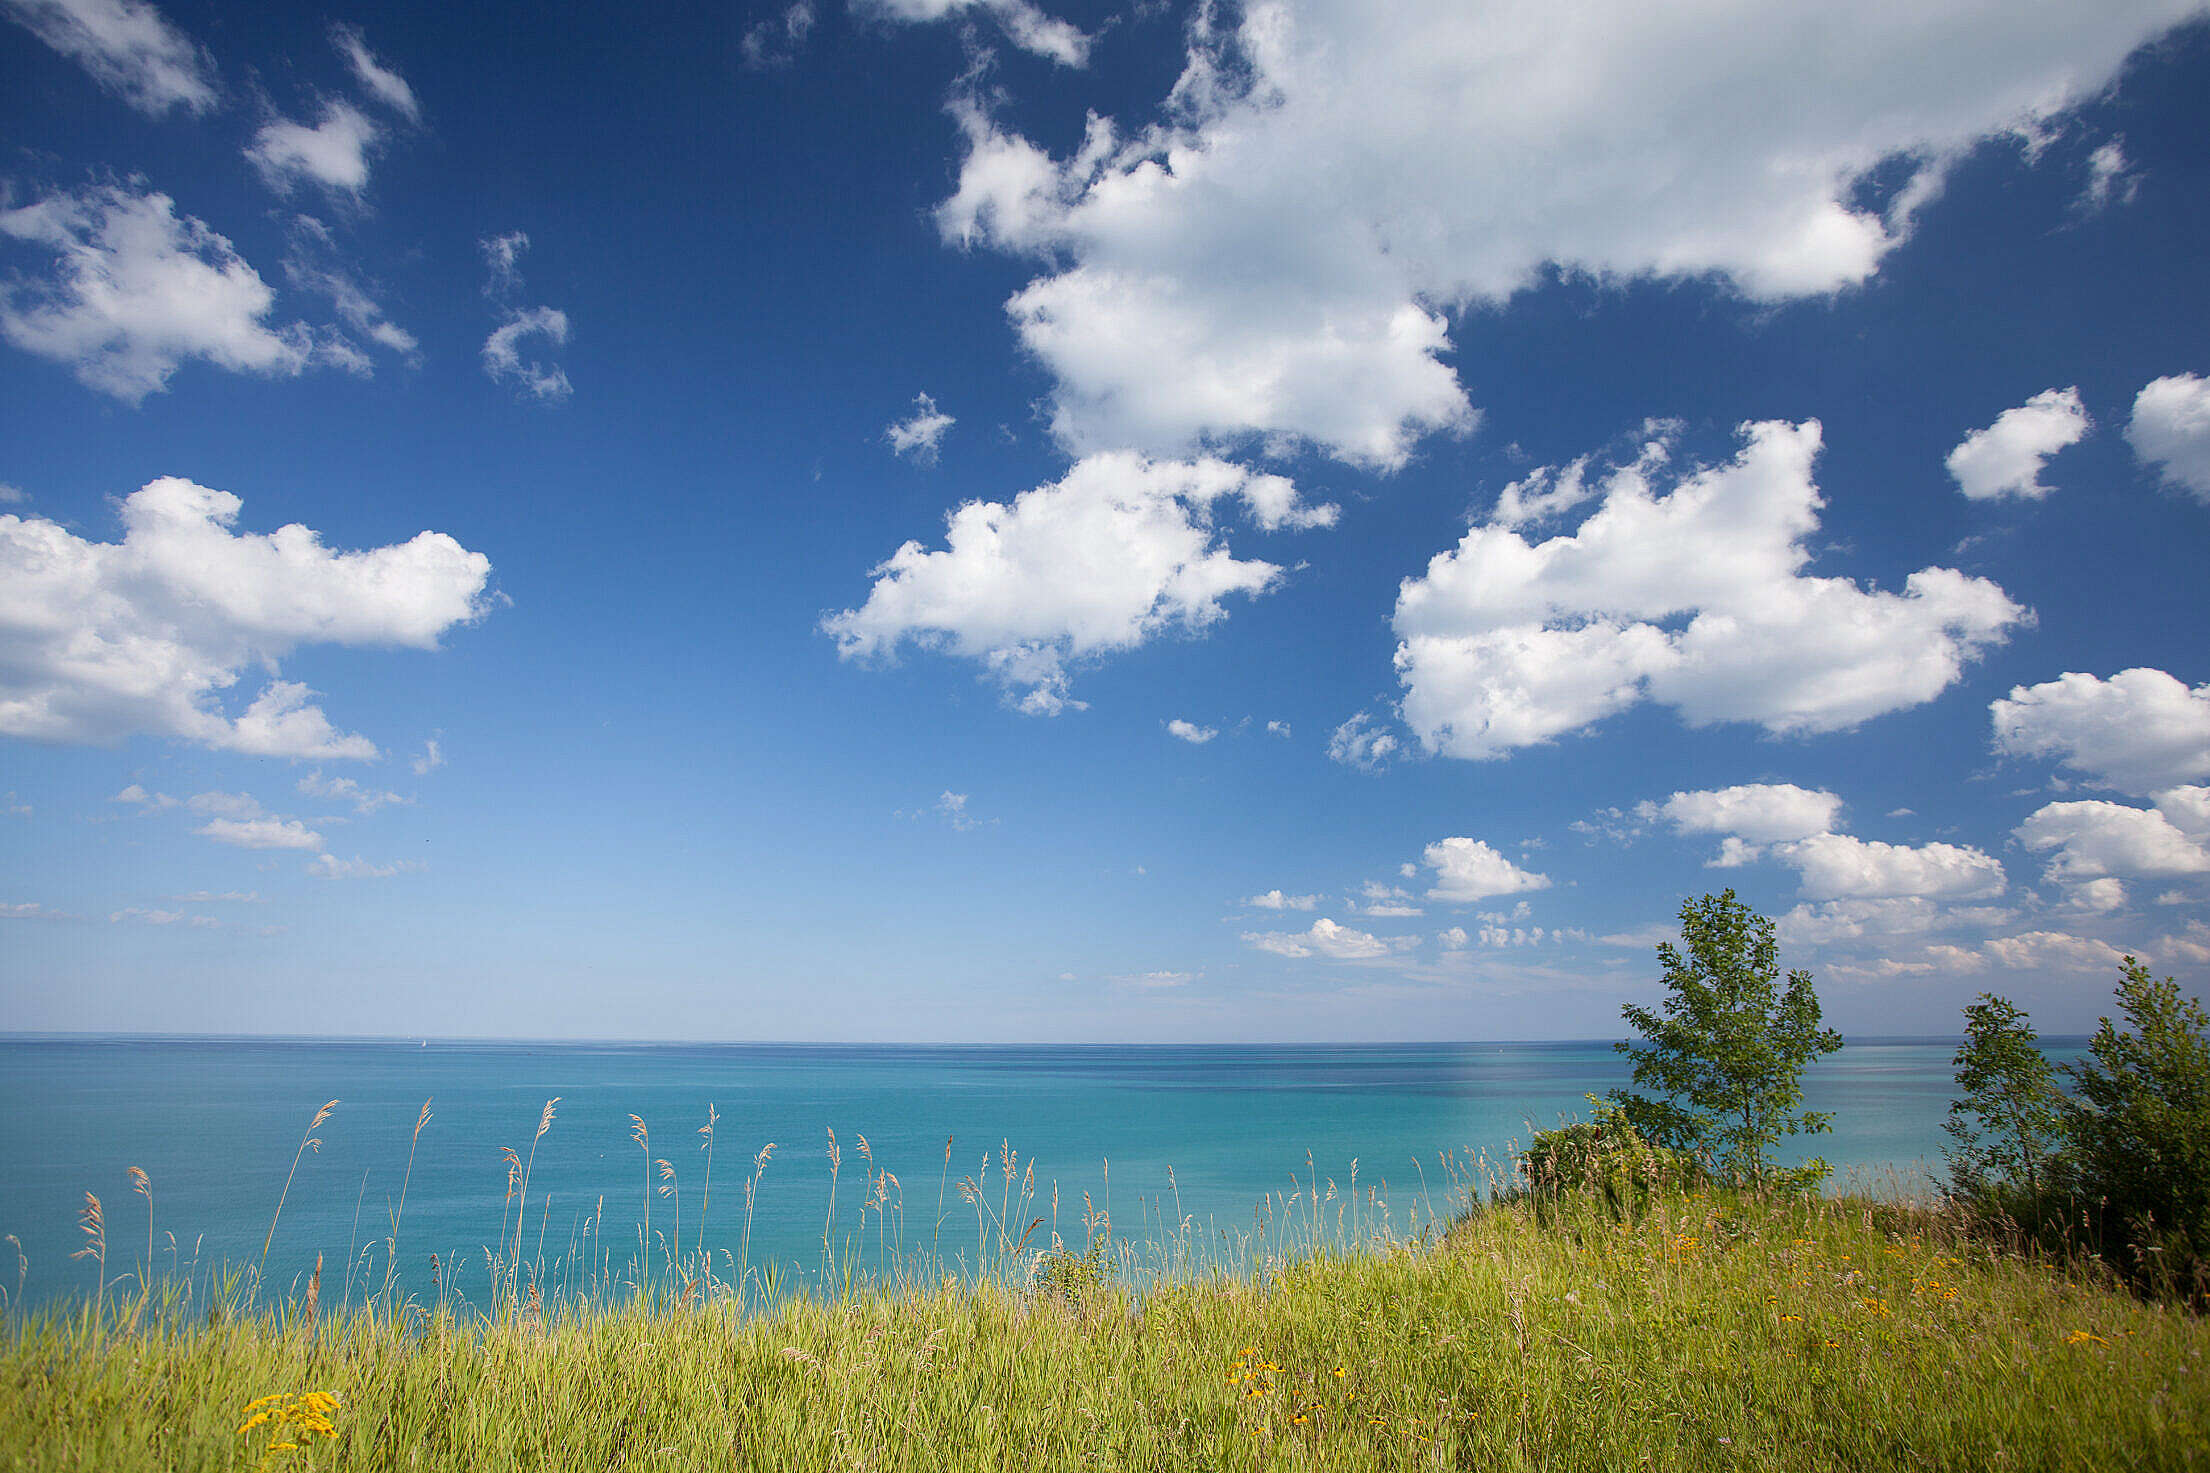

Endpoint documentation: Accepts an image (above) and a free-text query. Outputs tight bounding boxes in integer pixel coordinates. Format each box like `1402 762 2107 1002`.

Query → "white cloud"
0 476 491 757
1980 930 2129 973
109 905 186 925
331 23 419 122
2078 138 2138 212
1265 719 1290 738
4 0 217 115
306 852 419 879
2016 799 2210 882
2155 784 2210 842
1114 969 1196 990
0 183 326 402
1775 833 2008 901
741 1 815 68
1165 718 1217 744
185 789 261 820
411 737 444 775
1242 916 1399 960
823 452 1330 714
1326 710 1399 771
283 216 417 363
932 790 979 831
1945 387 2090 501
1778 896 2016 949
1991 667 2210 794
1438 926 1468 949
4 900 74 919
2126 372 2210 503
298 771 407 815
480 232 529 297
482 307 572 401
1394 421 2025 759
1244 889 1319 911
1652 783 1843 845
247 101 380 194
862 0 1089 66
935 0 2189 467
1423 837 1549 904
198 816 322 850
886 392 956 463
110 783 176 810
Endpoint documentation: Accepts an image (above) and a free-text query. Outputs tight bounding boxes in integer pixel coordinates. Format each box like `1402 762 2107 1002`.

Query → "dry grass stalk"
260 1101 338 1290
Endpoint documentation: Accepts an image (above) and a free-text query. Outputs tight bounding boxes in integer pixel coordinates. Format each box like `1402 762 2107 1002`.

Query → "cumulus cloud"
1991 668 2210 794
4 0 217 115
1244 889 1319 911
1980 929 2130 973
0 183 328 402
886 392 956 464
0 476 492 756
1945 387 2090 500
198 815 322 850
1648 783 1843 846
1776 833 2008 901
247 101 380 194
1778 896 2015 950
331 23 418 122
482 307 572 401
1166 718 1217 744
1242 916 1401 960
2016 799 2210 883
934 0 2189 467
861 0 1089 66
823 452 1332 714
1394 421 2025 759
1423 837 1549 904
1650 780 2008 905
411 737 443 775
2126 372 2210 503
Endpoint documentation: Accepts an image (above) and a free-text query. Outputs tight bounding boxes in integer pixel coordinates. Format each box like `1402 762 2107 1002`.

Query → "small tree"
1611 889 1843 1186
1944 992 2063 1200
2055 957 2210 1290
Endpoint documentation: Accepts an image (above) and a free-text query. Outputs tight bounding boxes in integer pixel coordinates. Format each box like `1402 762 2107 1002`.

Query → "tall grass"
2 1099 2205 1471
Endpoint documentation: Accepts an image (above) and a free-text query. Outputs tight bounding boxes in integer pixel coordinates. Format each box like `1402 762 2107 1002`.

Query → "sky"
3 0 2209 1044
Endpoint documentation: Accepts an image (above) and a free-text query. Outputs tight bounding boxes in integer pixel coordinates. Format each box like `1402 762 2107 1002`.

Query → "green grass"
3 1188 2204 1471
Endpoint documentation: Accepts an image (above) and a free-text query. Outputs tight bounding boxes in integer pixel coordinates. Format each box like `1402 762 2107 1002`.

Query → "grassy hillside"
3 1188 2204 1471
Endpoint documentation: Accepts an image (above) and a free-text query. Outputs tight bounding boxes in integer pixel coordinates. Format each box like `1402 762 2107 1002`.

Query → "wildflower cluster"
237 1391 339 1470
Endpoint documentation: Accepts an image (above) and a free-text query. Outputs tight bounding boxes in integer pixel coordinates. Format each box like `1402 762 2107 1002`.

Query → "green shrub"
1519 1096 1701 1215
2053 956 2210 1301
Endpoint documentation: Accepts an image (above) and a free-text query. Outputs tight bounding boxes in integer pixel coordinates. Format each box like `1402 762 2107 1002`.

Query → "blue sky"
3 0 2208 1042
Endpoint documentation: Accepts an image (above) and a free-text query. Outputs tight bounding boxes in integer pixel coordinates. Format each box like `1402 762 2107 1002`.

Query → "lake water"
0 1035 2074 1312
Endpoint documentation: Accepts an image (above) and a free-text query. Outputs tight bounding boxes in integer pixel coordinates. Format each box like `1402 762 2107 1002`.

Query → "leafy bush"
1942 958 2210 1303
2053 957 2210 1301
1519 1096 1700 1216
1028 1233 1112 1307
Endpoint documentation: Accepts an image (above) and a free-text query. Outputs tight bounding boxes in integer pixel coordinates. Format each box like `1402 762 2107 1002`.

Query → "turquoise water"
0 1036 2072 1311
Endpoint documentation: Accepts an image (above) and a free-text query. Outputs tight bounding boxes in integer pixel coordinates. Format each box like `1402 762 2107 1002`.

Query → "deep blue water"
0 1035 2076 1312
